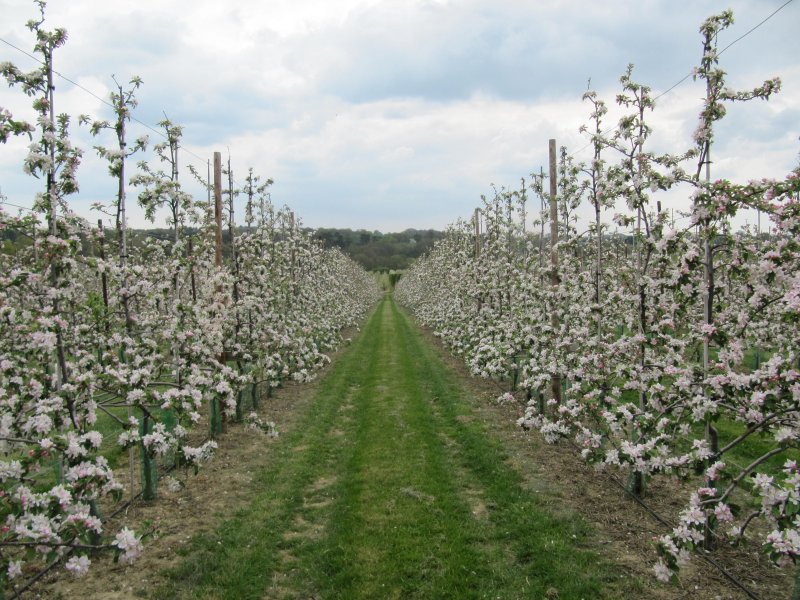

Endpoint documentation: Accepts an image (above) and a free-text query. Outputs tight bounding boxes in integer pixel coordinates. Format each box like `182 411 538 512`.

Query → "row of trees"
0 2 380 595
397 11 799 591
312 228 444 271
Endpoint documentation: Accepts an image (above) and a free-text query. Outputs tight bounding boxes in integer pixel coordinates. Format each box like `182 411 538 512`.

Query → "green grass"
707 418 798 478
91 403 178 474
152 297 629 599
594 339 790 482
1 402 163 495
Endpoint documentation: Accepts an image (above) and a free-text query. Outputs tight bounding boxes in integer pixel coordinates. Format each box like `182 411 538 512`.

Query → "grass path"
154 296 627 599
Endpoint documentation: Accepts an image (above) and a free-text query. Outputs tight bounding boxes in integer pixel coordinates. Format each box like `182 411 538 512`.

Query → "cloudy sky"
1 0 798 232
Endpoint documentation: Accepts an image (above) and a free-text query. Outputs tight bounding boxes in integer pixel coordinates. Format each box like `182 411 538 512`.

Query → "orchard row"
0 1 380 594
396 11 800 587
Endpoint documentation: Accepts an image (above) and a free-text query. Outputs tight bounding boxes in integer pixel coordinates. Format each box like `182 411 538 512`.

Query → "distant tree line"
311 228 444 271
0 223 444 272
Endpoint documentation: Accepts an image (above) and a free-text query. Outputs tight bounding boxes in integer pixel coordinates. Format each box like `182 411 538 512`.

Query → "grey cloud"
279 1 699 103
274 0 797 108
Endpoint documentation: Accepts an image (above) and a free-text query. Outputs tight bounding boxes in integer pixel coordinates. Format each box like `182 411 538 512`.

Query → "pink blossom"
113 527 143 564
65 555 91 576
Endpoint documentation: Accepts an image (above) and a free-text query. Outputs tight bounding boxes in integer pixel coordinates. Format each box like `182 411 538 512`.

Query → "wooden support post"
474 208 481 259
97 220 109 321
214 152 223 269
548 139 562 409
188 237 197 303
212 151 225 435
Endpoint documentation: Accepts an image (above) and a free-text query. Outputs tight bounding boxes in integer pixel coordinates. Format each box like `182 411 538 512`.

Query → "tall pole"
702 74 718 461
538 167 545 277
213 152 223 269
212 151 224 435
549 139 562 409
474 208 481 259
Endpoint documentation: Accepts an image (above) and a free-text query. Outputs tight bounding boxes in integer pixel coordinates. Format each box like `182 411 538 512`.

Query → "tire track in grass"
312 297 626 598
154 297 627 599
387 299 633 598
152 307 383 599
311 298 494 598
